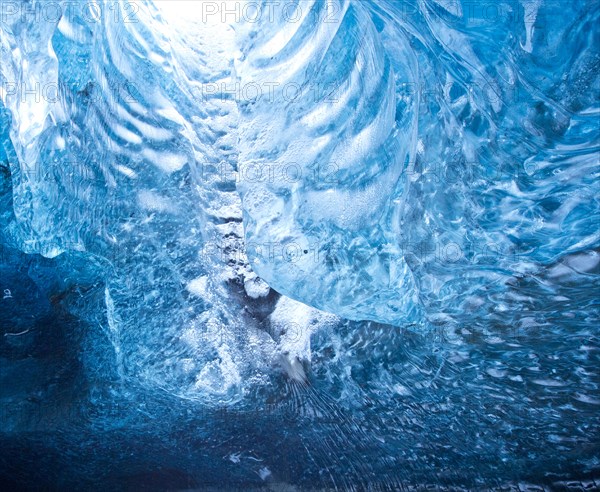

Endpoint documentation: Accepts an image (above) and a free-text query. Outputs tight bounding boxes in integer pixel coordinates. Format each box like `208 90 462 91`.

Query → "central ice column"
235 0 419 324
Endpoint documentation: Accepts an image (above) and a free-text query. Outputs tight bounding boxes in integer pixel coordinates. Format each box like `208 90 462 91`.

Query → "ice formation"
0 0 598 488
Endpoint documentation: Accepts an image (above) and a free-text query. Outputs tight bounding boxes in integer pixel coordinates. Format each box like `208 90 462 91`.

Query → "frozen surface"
0 0 599 489
237 0 600 326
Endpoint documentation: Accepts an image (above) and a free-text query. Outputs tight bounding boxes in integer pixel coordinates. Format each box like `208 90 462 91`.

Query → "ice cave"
0 0 599 489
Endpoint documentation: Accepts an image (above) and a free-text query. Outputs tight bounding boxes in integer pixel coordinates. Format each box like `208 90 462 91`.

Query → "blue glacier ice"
0 0 599 489
236 0 600 325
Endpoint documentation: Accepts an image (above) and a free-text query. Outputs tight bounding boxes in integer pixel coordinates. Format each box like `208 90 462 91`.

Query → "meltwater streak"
236 0 600 328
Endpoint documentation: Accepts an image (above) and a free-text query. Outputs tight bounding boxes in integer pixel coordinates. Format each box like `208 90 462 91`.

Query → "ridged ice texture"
1 1 600 489
0 0 321 404
236 0 600 326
